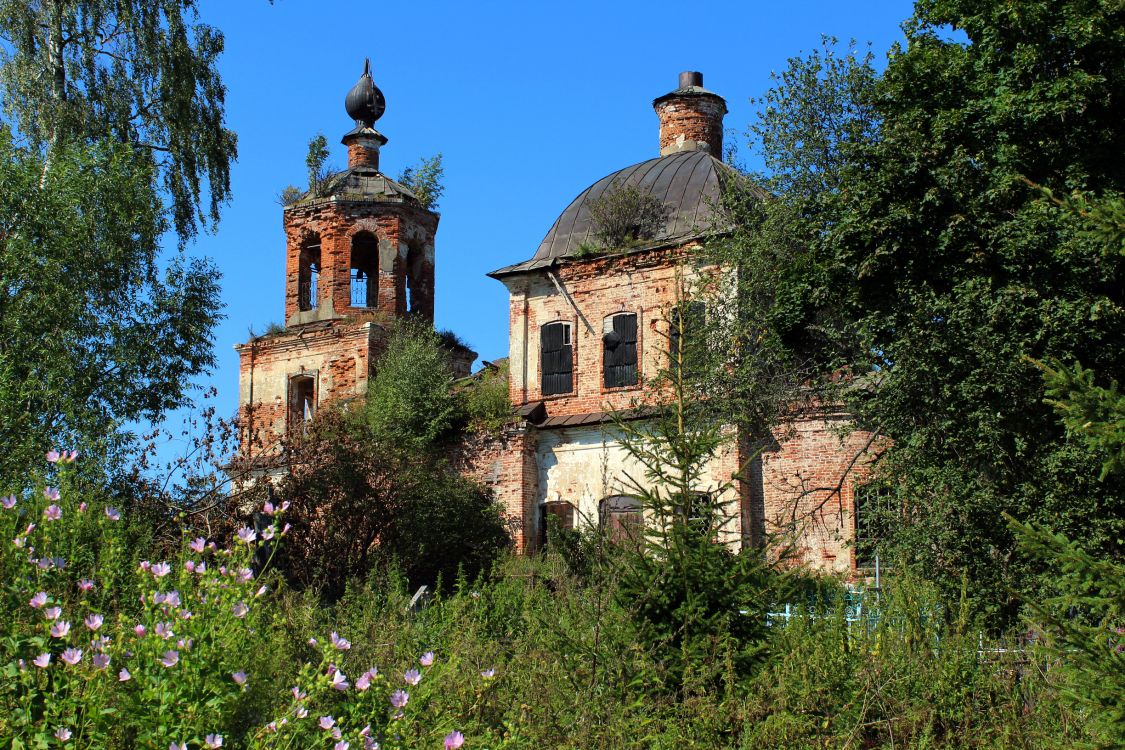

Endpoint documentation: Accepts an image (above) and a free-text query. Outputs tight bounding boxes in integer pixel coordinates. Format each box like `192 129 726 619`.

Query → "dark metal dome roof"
344 59 385 128
489 150 756 277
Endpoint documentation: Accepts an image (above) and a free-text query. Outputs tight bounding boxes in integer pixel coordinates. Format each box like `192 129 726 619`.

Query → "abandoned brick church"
236 63 877 575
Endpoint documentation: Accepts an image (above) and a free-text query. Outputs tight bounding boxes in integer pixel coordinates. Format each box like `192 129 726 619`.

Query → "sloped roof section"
489 150 759 278
287 166 423 208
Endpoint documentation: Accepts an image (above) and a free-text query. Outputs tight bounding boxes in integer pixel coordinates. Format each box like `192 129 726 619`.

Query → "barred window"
854 482 894 568
350 232 378 308
298 240 320 312
289 374 316 436
603 313 638 388
540 322 573 396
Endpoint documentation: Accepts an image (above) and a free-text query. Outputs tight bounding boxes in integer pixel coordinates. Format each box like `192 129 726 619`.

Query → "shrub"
587 182 669 249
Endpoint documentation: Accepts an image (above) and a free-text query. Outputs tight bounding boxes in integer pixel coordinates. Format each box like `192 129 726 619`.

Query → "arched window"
600 494 642 545
350 232 378 308
298 238 320 312
603 312 638 388
288 374 316 436
540 321 573 396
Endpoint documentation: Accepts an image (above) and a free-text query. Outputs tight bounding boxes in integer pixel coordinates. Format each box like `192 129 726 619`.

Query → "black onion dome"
344 58 385 128
489 150 763 277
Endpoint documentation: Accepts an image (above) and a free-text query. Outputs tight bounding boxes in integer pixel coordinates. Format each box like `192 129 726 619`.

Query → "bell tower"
235 60 469 467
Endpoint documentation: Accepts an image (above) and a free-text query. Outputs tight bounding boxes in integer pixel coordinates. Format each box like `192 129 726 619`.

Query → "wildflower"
45 606 62 620
47 450 61 463
261 526 275 541
330 632 351 650
60 648 83 666
364 739 379 750
204 735 223 749
281 522 291 535
444 731 465 750
171 743 187 750
255 585 268 598
43 487 60 502
295 707 309 719
355 672 371 691
195 562 207 574
92 654 111 669
29 591 47 608
1 495 16 509
78 502 87 512
155 622 173 639
190 537 207 553
78 579 94 592
184 560 196 573
319 716 336 731
33 653 51 668
236 567 253 583
54 727 71 742
12 536 25 547
307 638 317 646
389 690 409 709
236 527 257 544
335 742 350 750
403 668 421 686
263 500 275 515
180 610 193 620
91 635 110 651
330 670 349 691
232 670 248 685
231 602 249 618
164 591 182 608
37 558 53 570
118 667 131 681
151 562 171 578
480 668 496 679
133 624 146 637
50 620 71 638
84 614 104 631
44 504 62 521
176 638 193 651
291 686 307 701
420 651 435 667
160 650 179 667
471 590 481 599
105 507 121 521
51 556 66 570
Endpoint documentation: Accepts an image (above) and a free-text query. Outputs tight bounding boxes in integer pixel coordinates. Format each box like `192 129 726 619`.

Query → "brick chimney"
652 71 727 157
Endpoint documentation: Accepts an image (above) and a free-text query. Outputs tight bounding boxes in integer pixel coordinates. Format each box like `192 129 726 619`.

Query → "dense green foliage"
0 0 232 480
274 325 509 598
718 3 1125 623
0 131 221 480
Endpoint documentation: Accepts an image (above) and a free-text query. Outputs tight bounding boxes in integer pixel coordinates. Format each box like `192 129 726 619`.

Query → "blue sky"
187 0 915 433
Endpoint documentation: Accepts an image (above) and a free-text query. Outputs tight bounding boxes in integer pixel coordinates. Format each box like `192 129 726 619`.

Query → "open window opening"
404 244 427 316
600 494 642 547
603 312 638 388
350 232 378 308
288 374 316 436
298 239 321 312
669 301 707 377
540 321 573 396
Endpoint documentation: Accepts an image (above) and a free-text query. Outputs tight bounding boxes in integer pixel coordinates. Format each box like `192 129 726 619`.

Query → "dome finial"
345 57 385 128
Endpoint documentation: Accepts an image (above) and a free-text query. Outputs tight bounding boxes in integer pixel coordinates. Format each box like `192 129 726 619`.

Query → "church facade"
236 64 876 575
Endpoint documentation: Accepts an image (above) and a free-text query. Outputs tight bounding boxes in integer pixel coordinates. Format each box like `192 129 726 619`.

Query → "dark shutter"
540 323 573 396
603 313 638 388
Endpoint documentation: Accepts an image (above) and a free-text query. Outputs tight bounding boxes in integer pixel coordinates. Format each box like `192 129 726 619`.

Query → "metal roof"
489 150 759 278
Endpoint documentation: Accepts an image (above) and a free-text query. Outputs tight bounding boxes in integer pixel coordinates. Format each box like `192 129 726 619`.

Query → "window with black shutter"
540 322 573 396
603 313 638 388
669 301 706 376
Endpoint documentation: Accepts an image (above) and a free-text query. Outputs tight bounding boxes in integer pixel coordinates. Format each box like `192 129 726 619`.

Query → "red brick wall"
455 428 539 553
236 321 386 461
282 201 437 324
